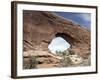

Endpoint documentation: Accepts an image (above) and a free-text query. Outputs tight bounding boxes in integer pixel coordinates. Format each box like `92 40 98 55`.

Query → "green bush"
68 49 75 55
60 56 72 67
56 50 73 67
29 56 38 69
56 50 69 56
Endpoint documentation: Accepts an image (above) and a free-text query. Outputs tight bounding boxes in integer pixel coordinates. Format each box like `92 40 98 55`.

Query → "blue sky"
55 12 91 29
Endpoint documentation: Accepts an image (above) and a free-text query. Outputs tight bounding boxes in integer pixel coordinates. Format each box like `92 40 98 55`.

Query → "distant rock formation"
23 10 90 58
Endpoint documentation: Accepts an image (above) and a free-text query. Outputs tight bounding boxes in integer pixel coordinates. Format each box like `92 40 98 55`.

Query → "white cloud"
78 14 91 22
48 37 71 54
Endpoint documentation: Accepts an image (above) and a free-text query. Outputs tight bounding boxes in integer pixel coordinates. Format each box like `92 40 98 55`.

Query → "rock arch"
23 11 90 58
55 32 76 46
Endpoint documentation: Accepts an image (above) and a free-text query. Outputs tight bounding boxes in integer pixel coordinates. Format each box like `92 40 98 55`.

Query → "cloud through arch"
48 37 71 54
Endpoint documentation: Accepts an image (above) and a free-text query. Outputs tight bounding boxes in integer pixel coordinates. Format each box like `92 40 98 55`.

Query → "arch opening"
48 33 71 54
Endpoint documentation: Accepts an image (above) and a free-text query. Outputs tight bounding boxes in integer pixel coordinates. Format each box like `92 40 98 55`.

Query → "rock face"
23 10 90 58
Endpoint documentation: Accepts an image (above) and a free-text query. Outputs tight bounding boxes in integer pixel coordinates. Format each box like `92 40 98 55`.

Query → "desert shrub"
23 58 31 69
29 56 38 69
60 56 72 67
79 55 91 66
56 50 69 56
56 49 82 67
68 49 75 55
55 49 90 67
56 50 72 67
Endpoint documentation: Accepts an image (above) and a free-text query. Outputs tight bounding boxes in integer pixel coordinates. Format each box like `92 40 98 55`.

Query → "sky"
48 37 70 54
55 12 91 29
